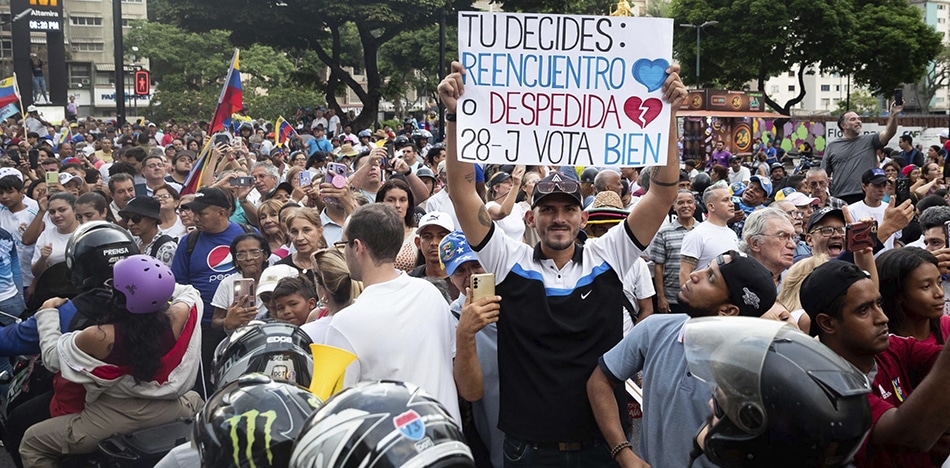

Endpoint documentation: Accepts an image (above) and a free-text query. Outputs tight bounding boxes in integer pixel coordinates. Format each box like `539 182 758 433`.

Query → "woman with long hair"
258 199 293 259
914 162 943 198
275 207 327 281
32 192 80 278
877 247 950 345
22 255 202 465
302 248 363 342
212 233 272 331
376 179 418 272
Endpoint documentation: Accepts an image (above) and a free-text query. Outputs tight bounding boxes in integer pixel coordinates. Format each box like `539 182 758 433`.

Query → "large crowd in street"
0 61 946 467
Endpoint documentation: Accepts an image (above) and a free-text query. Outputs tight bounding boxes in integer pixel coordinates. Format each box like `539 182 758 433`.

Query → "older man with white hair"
738 207 796 288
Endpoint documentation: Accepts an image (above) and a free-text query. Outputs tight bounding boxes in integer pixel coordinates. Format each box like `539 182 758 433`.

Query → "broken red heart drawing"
623 97 663 128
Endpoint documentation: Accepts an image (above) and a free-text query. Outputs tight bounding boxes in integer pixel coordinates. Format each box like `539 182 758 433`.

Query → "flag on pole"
275 116 297 147
0 77 18 109
0 103 18 122
207 49 243 135
180 139 214 195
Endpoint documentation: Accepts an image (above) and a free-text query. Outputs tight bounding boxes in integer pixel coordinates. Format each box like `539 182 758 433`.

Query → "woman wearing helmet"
21 255 203 466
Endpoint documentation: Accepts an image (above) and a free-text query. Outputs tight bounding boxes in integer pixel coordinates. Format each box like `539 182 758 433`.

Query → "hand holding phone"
233 278 256 308
299 171 312 187
470 273 496 302
846 220 878 252
894 88 904 106
45 171 59 186
895 178 912 206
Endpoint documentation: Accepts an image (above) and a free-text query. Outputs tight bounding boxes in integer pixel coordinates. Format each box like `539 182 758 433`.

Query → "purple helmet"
112 255 175 314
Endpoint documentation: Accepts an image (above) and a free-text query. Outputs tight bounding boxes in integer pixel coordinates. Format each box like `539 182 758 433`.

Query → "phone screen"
46 171 59 185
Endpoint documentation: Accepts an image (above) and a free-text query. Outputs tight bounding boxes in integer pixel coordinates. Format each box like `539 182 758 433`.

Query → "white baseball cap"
257 264 299 297
416 211 455 235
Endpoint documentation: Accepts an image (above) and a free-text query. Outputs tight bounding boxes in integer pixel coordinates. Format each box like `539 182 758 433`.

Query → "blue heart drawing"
632 58 670 93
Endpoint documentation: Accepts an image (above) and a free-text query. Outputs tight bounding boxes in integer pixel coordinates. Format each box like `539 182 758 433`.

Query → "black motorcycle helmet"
392 134 413 150
691 172 712 194
212 320 314 388
685 317 872 468
290 380 475 468
194 373 322 468
65 221 140 291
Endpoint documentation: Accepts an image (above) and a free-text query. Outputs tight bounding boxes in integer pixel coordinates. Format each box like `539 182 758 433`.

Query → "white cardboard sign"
456 12 673 167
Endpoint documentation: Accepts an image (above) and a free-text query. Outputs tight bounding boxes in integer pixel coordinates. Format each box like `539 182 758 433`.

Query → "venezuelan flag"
0 77 18 109
275 116 297 147
180 139 214 195
208 50 243 135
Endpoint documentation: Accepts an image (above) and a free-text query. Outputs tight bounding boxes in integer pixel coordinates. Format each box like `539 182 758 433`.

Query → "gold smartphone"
470 273 495 301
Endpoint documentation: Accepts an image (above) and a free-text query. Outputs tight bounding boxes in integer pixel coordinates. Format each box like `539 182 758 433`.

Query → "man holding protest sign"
441 12 687 465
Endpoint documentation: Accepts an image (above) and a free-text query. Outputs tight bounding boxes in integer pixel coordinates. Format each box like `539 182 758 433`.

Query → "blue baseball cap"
749 175 773 197
862 167 887 185
439 231 479 276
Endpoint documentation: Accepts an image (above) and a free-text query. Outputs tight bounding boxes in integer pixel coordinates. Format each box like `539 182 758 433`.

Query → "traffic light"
134 70 150 96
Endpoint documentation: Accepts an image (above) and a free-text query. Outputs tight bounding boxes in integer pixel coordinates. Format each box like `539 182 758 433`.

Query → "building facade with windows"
0 0 148 118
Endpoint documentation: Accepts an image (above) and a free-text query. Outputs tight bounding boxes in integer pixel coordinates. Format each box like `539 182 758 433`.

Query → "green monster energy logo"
226 409 277 468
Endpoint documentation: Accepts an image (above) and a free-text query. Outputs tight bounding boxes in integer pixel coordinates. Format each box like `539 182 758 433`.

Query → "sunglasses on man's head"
535 179 579 195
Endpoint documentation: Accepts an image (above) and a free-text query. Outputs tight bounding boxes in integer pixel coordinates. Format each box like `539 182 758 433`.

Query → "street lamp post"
678 20 719 86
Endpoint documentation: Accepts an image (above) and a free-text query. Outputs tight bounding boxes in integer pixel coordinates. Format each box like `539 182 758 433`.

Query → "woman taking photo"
877 247 950 345
32 192 80 278
258 199 293 260
376 179 418 272
302 248 363 343
212 233 271 332
152 184 186 238
276 207 327 281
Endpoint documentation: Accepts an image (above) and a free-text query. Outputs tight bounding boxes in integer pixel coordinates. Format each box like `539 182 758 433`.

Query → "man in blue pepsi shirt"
171 187 255 394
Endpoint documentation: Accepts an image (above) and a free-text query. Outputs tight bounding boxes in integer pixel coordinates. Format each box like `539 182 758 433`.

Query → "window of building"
770 85 779 94
939 4 946 9
940 18 946 23
820 84 830 92
835 85 841 91
788 85 795 92
787 71 794 77
68 63 92 87
95 72 113 86
0 40 10 58
0 14 10 33
72 42 104 52
121 19 132 27
70 16 103 26
821 98 831 109
121 0 144 3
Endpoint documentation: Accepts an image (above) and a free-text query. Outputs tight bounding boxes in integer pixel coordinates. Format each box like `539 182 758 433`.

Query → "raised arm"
440 62 492 246
878 102 902 147
626 66 688 245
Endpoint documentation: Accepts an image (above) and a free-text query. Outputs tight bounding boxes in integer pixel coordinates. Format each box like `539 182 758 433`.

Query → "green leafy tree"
670 0 941 124
379 24 458 115
834 90 881 116
154 0 473 130
491 0 609 15
126 20 313 122
909 46 950 114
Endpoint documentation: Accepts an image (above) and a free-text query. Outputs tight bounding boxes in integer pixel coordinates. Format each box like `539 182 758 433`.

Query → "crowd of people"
0 60 944 467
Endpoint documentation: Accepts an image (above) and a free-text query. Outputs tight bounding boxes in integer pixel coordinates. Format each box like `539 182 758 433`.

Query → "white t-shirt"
679 221 739 270
622 258 656 335
325 271 461 425
728 166 751 185
327 115 341 136
162 217 188 240
0 198 38 287
301 316 332 344
310 117 328 131
211 274 268 321
848 200 896 249
425 190 461 232
486 201 526 241
32 227 75 268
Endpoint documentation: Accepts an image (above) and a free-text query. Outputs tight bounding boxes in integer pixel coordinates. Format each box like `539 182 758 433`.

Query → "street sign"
134 70 150 96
